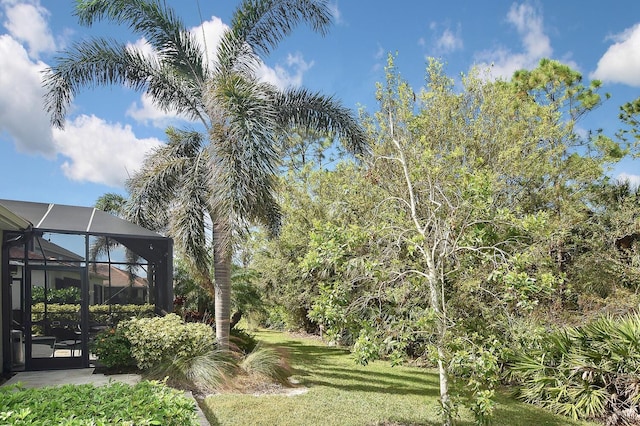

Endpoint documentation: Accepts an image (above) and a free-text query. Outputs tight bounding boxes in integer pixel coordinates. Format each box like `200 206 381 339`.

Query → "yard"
202 330 596 426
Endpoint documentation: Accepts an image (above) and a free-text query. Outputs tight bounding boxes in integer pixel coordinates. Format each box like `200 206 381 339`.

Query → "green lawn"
202 330 596 426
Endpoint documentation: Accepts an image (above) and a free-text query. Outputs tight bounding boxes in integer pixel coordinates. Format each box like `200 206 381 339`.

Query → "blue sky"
0 0 639 208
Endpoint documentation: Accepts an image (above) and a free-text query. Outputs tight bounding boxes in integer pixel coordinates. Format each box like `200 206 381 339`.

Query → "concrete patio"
2 368 140 388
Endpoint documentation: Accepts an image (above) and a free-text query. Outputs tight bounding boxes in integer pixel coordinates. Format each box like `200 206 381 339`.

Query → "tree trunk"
428 262 452 426
213 222 231 350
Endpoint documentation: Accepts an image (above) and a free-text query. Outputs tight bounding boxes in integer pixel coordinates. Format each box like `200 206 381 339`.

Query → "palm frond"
88 236 121 264
231 0 332 59
95 193 127 214
274 88 369 157
170 163 212 281
43 38 204 127
214 27 262 78
207 75 281 241
75 0 209 83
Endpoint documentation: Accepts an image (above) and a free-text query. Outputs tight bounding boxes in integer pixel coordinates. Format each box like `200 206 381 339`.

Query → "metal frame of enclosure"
0 199 173 372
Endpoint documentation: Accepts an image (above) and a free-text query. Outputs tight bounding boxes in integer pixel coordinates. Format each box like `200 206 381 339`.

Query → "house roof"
90 264 148 288
0 199 163 240
8 237 84 262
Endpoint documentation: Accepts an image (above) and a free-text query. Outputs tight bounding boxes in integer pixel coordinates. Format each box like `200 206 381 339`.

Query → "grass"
201 330 597 426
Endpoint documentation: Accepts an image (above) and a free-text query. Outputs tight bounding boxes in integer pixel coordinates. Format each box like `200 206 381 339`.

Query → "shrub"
511 313 640 424
31 303 155 326
121 313 215 370
88 303 155 324
230 328 258 354
0 380 198 425
90 327 135 368
240 344 292 386
31 286 80 304
147 349 239 393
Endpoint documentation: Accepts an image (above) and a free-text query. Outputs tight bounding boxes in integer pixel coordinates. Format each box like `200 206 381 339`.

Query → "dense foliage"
0 381 198 425
120 313 215 370
512 313 640 424
246 56 640 425
30 304 155 330
90 327 135 369
31 286 80 304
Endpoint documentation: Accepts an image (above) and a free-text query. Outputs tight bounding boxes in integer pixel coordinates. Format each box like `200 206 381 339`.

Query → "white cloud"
0 34 55 156
126 92 191 127
374 44 385 60
591 23 640 87
506 3 551 59
127 37 155 58
617 172 640 188
328 2 343 25
191 15 228 65
435 27 463 54
256 52 313 89
421 22 463 55
475 3 552 80
52 115 162 187
1 0 56 58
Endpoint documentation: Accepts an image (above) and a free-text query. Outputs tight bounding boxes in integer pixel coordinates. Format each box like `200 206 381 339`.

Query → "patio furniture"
51 327 81 357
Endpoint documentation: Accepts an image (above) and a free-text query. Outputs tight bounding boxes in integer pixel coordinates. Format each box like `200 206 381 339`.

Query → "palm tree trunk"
213 222 231 350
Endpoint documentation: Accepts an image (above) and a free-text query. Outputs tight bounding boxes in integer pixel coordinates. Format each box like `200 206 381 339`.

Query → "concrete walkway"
3 368 140 388
2 369 209 425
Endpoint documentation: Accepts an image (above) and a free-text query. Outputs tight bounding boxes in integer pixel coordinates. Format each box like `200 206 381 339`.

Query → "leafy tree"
357 56 566 425
617 96 640 154
250 158 378 332
43 0 366 348
510 59 623 293
568 180 640 301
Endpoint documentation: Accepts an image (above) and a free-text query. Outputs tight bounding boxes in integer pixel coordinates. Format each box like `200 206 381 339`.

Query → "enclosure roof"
0 199 164 240
0 203 31 231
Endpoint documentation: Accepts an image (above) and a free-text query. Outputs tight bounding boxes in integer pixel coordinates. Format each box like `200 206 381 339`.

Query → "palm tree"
91 193 144 301
43 0 367 348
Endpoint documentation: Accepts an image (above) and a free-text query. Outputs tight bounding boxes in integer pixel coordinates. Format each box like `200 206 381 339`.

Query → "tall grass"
146 349 239 393
240 344 292 385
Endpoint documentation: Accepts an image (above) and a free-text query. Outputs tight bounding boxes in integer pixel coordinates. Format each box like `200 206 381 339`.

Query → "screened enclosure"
0 199 173 372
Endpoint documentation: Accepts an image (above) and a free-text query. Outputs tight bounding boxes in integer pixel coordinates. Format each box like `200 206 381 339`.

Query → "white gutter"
0 203 31 230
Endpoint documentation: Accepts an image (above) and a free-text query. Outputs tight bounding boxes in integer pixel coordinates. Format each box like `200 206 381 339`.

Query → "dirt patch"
285 330 323 341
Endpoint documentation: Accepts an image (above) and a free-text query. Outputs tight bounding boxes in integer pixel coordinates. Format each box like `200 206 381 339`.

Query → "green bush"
511 313 640 424
89 303 155 324
31 303 155 326
121 313 215 370
31 286 81 304
90 327 135 368
0 380 198 425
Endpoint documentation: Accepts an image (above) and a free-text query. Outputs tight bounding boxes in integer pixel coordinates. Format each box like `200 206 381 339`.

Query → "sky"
1 0 639 209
